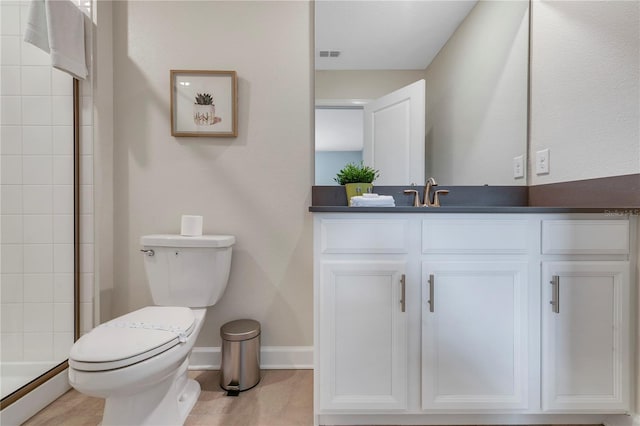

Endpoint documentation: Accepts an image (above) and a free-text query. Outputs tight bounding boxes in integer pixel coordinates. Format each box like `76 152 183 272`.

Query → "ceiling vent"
319 50 341 58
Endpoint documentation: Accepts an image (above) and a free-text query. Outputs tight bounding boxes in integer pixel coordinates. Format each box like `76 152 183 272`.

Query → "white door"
541 261 630 412
421 261 529 410
363 79 425 185
319 260 408 410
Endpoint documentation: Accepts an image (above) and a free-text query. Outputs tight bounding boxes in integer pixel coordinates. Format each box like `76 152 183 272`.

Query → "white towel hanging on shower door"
24 0 88 80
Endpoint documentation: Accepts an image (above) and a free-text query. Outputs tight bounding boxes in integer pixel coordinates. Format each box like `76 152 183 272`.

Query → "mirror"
315 0 530 186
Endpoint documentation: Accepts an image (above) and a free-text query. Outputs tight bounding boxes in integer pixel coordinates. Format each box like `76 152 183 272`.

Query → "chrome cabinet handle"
550 275 559 313
428 274 434 312
140 249 155 256
400 274 406 312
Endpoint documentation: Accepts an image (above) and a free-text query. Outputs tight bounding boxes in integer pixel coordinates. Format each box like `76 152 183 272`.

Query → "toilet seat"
69 306 195 372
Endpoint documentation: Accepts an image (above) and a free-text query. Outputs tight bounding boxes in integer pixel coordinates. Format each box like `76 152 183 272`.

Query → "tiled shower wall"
0 0 94 364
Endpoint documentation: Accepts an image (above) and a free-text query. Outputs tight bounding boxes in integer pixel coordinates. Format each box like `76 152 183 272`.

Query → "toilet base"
101 358 200 426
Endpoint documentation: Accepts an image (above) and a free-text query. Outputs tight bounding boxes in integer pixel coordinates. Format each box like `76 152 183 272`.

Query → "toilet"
68 234 235 426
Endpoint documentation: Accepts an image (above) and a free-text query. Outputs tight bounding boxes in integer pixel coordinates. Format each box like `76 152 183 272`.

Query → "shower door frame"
0 79 81 410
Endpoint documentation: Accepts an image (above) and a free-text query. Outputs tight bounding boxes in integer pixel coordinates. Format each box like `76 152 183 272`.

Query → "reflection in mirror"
315 0 529 186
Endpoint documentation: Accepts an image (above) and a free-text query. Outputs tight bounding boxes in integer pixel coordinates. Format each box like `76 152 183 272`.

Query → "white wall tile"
1 66 21 95
80 272 93 303
1 214 23 243
1 185 22 214
23 273 54 303
23 332 53 361
22 125 52 155
22 155 53 184
53 214 73 243
53 273 73 303
80 301 93 332
23 302 53 332
1 303 23 332
53 243 73 273
1 5 21 35
1 125 21 154
1 96 21 125
0 274 23 303
80 125 93 155
23 214 53 243
52 95 73 125
1 36 20 65
79 184 92 214
19 3 30 36
80 243 93 273
1 333 23 361
52 126 73 155
21 40 50 66
51 69 73 96
52 184 73 214
52 155 73 184
1 155 22 183
80 155 92 184
80 214 93 243
80 95 92 125
53 332 73 360
23 243 53 273
21 66 51 96
23 185 52 214
0 243 22 273
22 96 52 125
53 302 73 332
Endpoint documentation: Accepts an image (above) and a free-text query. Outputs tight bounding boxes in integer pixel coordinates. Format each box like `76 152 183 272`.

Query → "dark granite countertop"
309 206 634 214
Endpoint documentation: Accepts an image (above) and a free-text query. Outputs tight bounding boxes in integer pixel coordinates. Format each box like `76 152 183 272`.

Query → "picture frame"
170 70 238 137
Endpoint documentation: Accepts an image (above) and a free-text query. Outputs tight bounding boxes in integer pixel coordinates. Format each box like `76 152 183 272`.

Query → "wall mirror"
315 0 530 186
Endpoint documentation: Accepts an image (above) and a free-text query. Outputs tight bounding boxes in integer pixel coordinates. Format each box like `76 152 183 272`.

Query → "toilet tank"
140 234 235 308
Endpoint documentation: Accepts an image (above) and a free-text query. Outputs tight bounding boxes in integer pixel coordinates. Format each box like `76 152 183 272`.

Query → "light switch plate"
513 155 524 179
536 149 550 175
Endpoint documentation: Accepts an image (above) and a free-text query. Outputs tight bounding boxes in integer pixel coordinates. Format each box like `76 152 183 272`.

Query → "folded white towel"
350 195 396 207
24 0 88 80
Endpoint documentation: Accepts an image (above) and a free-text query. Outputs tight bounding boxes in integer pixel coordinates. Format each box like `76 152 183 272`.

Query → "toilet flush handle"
140 249 155 256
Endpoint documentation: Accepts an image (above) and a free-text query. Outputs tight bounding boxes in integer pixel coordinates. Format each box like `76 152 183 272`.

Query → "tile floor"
22 369 313 426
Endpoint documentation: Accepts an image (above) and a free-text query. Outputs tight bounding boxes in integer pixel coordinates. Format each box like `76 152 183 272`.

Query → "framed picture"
170 70 238 137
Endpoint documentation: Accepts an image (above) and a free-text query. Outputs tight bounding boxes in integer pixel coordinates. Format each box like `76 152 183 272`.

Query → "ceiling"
315 0 478 70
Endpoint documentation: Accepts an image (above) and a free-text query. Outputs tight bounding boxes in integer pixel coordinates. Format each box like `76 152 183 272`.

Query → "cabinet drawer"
422 219 529 254
320 219 409 254
542 220 629 254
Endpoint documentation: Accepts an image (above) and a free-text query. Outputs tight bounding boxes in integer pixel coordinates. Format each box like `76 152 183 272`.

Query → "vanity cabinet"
540 220 631 412
421 260 529 410
316 219 411 411
313 213 634 425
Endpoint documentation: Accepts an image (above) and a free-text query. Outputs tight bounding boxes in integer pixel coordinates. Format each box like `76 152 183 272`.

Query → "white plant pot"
193 104 216 126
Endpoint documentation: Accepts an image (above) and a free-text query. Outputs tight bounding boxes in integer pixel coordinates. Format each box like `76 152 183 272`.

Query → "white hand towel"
350 195 396 207
24 0 88 80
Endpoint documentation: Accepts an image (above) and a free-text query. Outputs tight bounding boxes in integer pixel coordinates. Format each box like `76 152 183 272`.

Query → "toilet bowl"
68 234 235 426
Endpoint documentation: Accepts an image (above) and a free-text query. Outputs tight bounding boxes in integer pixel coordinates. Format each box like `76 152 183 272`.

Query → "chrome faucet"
422 177 449 207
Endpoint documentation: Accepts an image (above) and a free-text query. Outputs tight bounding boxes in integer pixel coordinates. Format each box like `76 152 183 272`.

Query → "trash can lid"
221 319 261 341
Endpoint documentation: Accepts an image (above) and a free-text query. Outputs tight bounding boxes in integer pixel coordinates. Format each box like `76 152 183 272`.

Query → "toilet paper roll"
180 215 203 236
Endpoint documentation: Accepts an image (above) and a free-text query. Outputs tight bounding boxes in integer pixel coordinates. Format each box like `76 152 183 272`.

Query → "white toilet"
68 234 235 426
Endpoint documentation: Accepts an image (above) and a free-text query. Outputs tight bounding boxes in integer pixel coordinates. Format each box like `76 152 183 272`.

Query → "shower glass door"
1 0 78 404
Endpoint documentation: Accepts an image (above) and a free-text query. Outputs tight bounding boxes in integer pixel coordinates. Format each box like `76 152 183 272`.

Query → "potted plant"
334 161 380 206
193 92 215 126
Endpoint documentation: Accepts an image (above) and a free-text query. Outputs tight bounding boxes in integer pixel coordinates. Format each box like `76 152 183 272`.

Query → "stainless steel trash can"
220 319 261 394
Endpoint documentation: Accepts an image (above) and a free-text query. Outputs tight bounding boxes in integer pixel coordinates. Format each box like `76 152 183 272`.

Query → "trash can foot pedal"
225 381 240 397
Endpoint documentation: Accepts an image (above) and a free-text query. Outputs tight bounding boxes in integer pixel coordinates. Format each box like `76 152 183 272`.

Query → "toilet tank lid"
141 234 235 248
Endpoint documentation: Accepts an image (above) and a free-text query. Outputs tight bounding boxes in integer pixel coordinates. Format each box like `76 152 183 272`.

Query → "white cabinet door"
541 261 630 412
421 261 529 410
319 260 407 410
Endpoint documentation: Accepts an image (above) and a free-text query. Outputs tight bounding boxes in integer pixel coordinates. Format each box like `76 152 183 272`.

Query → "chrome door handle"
550 275 559 313
140 249 155 256
400 274 406 312
428 274 434 312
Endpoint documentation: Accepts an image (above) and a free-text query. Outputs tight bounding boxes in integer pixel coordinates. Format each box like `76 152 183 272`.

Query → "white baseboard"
188 346 313 370
604 414 640 426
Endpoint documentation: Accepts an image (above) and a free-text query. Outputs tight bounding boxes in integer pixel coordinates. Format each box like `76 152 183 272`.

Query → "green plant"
334 161 380 185
194 93 214 105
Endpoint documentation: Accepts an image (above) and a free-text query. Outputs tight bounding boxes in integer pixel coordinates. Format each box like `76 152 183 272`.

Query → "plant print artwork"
193 92 222 126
